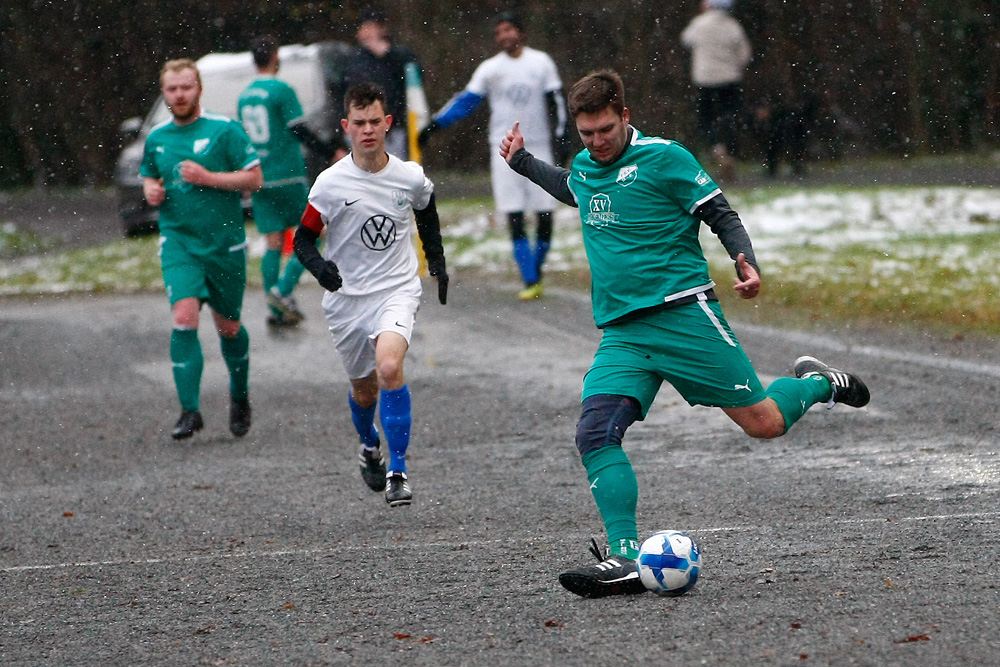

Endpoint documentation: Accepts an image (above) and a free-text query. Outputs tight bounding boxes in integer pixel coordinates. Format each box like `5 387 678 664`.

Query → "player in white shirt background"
419 10 568 301
294 82 449 507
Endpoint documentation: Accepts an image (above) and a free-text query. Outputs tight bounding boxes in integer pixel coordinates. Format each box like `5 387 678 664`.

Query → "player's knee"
575 394 642 457
741 412 786 439
376 358 404 388
171 297 201 329
265 231 284 251
216 320 242 339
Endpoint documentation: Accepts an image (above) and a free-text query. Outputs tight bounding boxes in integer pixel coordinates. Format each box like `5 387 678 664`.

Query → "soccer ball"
636 530 701 596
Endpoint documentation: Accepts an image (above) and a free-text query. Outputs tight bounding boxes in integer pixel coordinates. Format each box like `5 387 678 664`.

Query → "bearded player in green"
142 59 263 440
500 70 870 598
238 36 336 327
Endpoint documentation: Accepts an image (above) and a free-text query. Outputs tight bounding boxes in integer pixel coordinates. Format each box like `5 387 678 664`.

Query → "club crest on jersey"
616 164 638 186
392 190 408 208
361 214 397 251
193 138 210 154
585 193 618 228
695 170 711 186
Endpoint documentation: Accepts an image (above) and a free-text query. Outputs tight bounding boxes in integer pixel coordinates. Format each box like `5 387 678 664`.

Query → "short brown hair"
251 35 279 69
568 70 625 117
344 82 386 116
159 58 201 88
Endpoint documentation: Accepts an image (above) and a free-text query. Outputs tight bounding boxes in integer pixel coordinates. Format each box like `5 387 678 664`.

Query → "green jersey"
237 77 308 187
568 127 721 327
140 113 259 255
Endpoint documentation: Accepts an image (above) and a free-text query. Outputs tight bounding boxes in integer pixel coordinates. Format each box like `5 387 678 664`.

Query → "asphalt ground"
1 275 998 665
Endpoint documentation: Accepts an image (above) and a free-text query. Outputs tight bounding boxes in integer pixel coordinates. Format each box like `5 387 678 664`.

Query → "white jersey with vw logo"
467 46 562 146
307 154 434 297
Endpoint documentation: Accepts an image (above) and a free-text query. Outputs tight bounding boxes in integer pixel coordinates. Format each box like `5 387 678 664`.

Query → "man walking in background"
419 10 568 301
239 35 334 328
141 59 263 440
681 0 752 183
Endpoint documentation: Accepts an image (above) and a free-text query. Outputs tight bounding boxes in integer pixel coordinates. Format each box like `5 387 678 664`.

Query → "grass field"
2 183 1000 336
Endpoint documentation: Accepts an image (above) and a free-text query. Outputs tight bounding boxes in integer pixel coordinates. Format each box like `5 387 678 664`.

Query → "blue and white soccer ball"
636 530 701 596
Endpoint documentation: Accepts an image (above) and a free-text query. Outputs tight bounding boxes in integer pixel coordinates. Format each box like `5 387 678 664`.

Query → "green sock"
277 253 306 297
220 326 250 402
582 445 640 559
170 328 203 411
262 249 281 293
262 249 282 315
765 375 832 431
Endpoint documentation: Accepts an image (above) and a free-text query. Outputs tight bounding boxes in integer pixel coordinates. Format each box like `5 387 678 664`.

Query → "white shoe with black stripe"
793 356 870 408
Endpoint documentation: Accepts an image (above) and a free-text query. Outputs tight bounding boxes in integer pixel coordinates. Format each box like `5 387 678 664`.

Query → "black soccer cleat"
171 409 204 440
267 287 305 324
793 355 870 408
229 398 252 437
359 445 387 492
385 471 412 507
558 538 648 599
266 313 299 328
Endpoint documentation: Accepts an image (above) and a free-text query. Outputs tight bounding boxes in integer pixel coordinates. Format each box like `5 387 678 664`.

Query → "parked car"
113 41 350 237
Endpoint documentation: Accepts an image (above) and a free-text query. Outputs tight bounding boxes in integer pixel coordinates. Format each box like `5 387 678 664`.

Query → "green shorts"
251 182 308 235
583 298 766 418
160 235 247 322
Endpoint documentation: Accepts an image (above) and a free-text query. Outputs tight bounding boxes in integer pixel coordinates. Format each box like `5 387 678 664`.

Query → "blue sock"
512 238 538 285
379 385 411 474
534 239 551 278
348 392 380 448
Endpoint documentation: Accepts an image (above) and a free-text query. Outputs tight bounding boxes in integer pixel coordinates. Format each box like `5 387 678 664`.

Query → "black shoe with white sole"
385 472 412 507
359 445 387 492
171 409 204 440
558 538 647 598
793 355 870 408
229 398 251 437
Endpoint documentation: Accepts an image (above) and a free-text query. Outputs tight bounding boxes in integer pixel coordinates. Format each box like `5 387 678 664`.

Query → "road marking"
4 510 997 574
693 509 1000 535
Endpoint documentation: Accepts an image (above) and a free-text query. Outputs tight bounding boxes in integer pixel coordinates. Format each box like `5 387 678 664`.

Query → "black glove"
417 121 441 149
553 133 571 166
427 256 448 305
315 260 343 292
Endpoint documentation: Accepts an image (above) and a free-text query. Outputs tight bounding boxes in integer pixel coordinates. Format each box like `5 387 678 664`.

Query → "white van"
113 42 349 236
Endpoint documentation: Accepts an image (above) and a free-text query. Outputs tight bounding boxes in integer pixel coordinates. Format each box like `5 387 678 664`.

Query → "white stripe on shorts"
697 292 736 347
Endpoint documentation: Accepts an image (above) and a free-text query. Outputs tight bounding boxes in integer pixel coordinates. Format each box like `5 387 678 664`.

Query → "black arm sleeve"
695 193 760 278
545 90 570 165
414 193 445 264
288 120 336 162
293 224 327 275
508 148 576 207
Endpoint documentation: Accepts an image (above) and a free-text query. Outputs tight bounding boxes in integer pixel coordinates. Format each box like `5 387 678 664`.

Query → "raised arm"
500 122 576 207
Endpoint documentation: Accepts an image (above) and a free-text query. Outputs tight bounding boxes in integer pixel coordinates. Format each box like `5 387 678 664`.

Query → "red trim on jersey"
301 203 324 232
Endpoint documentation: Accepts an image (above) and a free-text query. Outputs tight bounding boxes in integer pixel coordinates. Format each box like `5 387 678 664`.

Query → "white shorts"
323 277 422 380
489 141 559 214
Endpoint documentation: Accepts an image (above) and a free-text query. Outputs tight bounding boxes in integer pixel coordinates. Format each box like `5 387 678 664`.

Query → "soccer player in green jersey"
500 70 870 598
239 36 335 327
141 59 263 440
